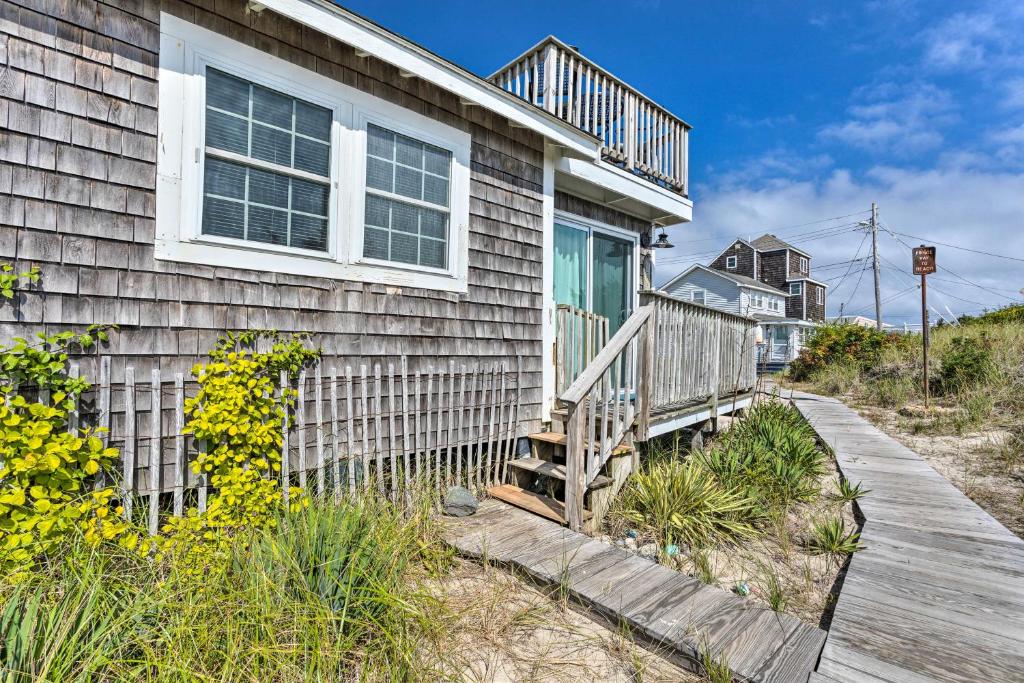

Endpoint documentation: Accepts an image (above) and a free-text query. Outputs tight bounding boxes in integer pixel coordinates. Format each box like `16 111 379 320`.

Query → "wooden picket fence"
56 355 523 535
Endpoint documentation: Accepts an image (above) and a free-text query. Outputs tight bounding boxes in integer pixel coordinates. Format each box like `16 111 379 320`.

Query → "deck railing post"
563 399 585 532
635 305 656 442
542 42 558 114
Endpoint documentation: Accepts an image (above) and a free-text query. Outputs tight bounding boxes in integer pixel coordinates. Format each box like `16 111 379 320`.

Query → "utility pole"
871 202 882 330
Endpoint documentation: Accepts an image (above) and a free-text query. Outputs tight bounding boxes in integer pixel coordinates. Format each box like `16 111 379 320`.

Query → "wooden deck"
790 391 1024 682
445 500 826 682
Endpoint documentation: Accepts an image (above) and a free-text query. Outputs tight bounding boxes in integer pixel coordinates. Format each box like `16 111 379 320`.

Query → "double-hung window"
692 289 706 305
789 282 802 295
363 124 451 269
799 256 809 273
202 68 332 252
816 287 824 304
157 14 472 293
726 255 737 269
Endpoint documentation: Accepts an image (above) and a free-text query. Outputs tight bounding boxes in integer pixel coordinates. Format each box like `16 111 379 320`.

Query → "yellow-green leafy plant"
157 331 320 568
0 263 39 300
0 328 135 576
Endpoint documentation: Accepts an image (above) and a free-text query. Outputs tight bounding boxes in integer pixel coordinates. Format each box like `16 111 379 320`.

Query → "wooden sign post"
913 246 936 407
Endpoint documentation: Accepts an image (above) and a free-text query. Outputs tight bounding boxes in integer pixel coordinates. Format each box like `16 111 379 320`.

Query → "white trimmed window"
691 289 706 305
790 282 803 295
726 255 737 269
752 293 763 308
156 14 472 292
816 287 824 304
799 256 809 273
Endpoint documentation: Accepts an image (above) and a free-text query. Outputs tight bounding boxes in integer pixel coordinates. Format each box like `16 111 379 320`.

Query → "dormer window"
799 256 809 273
790 282 803 295
726 255 737 269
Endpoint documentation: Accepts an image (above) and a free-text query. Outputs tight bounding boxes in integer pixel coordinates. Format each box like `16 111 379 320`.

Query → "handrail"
642 289 756 325
561 305 652 406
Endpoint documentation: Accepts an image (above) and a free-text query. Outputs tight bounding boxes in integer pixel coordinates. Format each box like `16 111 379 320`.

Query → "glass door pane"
554 223 588 309
591 232 633 334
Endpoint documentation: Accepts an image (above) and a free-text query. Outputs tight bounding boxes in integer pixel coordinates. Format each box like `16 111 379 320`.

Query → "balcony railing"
491 36 690 196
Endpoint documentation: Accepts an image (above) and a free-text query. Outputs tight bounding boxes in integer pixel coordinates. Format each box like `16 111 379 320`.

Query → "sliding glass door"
554 221 636 334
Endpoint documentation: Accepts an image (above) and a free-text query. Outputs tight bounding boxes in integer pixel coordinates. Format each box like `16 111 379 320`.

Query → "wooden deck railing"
561 304 652 531
490 36 690 196
559 292 757 530
555 304 609 395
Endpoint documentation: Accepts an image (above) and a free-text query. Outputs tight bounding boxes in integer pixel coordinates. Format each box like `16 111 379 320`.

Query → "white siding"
663 270 741 314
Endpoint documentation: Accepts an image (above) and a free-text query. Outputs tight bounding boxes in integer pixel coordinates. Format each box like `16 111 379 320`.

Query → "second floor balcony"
491 36 690 197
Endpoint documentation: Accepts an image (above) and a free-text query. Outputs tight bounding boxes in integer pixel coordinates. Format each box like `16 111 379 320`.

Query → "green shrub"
938 334 994 393
866 375 914 408
808 362 861 396
958 303 1024 326
789 323 913 381
619 458 758 548
698 401 824 513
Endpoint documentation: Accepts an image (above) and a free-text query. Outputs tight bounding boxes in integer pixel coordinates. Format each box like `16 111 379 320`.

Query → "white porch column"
541 143 557 422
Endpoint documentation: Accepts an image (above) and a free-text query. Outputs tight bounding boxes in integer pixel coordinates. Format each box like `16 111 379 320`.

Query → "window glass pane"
391 201 419 234
364 226 389 260
554 223 587 310
420 208 447 240
252 85 292 129
294 138 330 177
290 214 328 251
423 175 448 206
419 238 446 269
367 124 394 159
250 122 292 167
206 69 249 116
291 178 328 216
424 144 450 178
395 133 423 169
365 194 390 228
295 101 332 141
247 205 288 245
394 165 423 201
203 197 244 239
204 158 247 199
366 157 393 193
248 167 289 208
206 110 248 155
391 231 418 264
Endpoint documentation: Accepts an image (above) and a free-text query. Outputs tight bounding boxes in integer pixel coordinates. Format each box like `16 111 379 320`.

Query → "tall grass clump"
0 497 448 682
697 400 825 514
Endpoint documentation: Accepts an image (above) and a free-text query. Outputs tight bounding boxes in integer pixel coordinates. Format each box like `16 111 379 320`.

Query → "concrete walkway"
791 390 1024 682
444 500 826 682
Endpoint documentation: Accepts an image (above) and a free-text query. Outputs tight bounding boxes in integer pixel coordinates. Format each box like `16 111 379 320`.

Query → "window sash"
790 282 802 295
726 255 737 268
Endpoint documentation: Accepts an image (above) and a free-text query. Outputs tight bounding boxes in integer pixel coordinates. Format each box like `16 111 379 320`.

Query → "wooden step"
487 484 593 525
509 457 612 489
528 431 634 456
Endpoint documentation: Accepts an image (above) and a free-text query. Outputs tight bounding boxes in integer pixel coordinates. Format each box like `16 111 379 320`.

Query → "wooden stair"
487 484 593 525
490 424 635 532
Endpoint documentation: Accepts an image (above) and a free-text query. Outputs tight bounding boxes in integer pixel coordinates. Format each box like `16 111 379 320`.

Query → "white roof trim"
257 0 598 157
786 276 830 288
659 264 785 295
707 238 753 268
555 156 693 224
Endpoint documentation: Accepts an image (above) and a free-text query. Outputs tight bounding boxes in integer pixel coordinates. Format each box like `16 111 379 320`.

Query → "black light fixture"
651 224 673 249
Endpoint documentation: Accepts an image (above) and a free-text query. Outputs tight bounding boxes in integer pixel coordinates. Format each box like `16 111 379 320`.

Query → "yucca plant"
619 458 758 548
807 517 865 557
834 478 870 503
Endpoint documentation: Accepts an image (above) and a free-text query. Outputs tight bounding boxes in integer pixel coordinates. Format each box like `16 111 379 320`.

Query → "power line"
886 230 1024 264
665 210 872 248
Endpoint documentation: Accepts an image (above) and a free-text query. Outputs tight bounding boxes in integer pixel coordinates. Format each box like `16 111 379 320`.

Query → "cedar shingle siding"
710 241 755 279
757 251 787 290
785 290 804 319
788 250 807 278
0 0 547 430
806 283 825 322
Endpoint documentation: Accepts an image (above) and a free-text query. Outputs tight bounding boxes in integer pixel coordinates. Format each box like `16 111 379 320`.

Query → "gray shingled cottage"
1 0 755 530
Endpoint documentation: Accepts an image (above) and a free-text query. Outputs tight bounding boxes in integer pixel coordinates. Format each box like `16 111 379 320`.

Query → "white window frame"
553 211 641 319
156 14 471 293
691 288 706 305
726 255 737 269
799 256 809 273
790 282 803 295
816 286 824 304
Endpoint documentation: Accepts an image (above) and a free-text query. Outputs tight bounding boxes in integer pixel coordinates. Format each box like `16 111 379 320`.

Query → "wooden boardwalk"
791 391 1024 682
445 500 826 682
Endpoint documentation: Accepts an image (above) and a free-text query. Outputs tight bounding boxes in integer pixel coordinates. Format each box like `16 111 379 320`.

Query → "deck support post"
563 400 585 531
635 305 656 443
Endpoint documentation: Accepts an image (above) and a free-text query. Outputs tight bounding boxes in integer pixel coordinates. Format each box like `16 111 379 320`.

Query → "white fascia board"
657 263 701 290
785 275 830 288
258 0 597 158
554 156 693 224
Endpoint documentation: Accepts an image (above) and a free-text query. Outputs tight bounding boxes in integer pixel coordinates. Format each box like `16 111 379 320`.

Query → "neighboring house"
3 1 752 528
663 234 828 368
833 315 895 330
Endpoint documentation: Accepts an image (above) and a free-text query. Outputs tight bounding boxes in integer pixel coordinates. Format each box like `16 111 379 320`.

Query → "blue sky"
341 0 1024 325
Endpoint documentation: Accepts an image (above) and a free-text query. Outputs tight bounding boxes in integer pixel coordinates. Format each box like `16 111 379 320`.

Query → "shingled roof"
750 234 803 252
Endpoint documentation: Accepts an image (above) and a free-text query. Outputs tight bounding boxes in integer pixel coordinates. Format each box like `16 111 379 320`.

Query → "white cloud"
658 161 1024 323
918 2 1024 72
1003 79 1024 109
818 82 957 154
